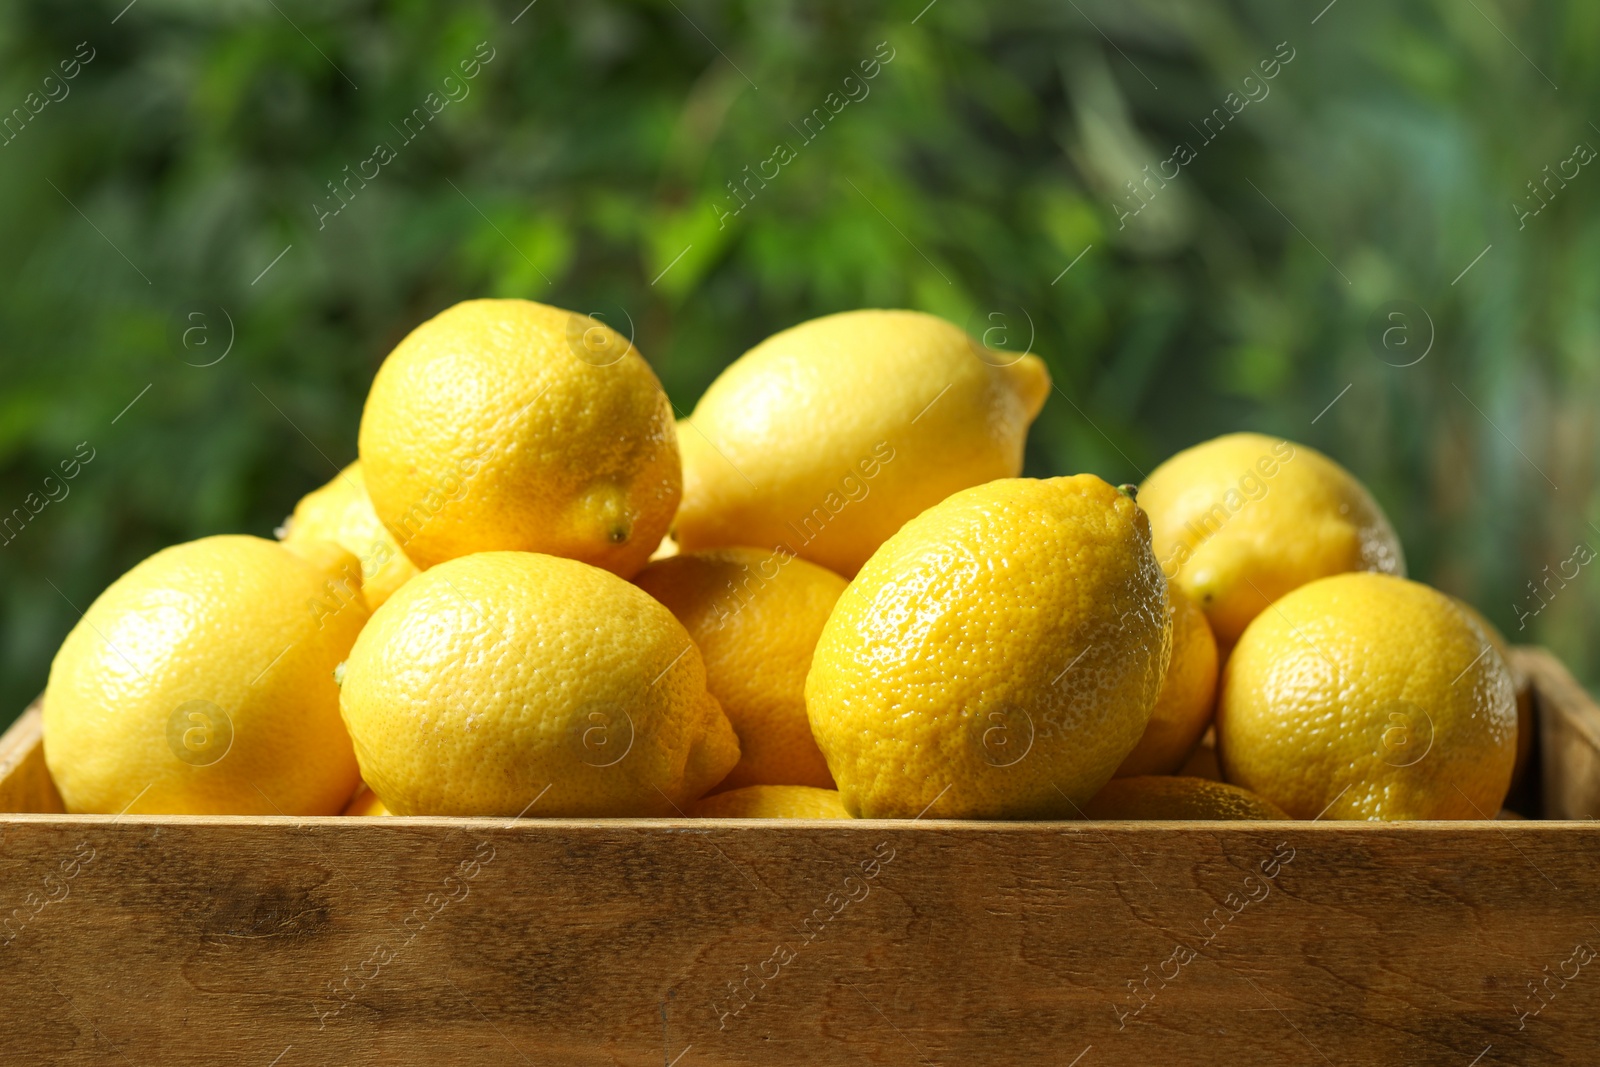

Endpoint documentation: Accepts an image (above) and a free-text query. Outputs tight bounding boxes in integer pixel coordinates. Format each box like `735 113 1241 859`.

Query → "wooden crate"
0 647 1597 1065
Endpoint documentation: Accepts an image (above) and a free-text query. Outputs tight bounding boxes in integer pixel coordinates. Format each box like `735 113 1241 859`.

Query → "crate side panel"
1516 648 1600 818
0 706 64 814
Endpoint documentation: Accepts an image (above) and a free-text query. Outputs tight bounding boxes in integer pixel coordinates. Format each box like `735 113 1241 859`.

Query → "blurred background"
2 0 1597 724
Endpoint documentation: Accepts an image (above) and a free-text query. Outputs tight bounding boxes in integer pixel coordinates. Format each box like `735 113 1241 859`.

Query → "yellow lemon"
1115 583 1218 777
806 476 1170 819
1084 776 1288 820
339 551 738 817
1139 433 1404 647
1453 598 1534 789
359 299 680 578
1217 572 1516 820
280 537 363 583
343 786 390 816
690 784 850 819
281 461 420 609
675 309 1050 577
636 547 845 791
42 535 368 815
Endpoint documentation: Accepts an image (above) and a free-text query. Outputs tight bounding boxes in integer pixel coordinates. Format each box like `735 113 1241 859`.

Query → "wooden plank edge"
1513 646 1600 818
1515 645 1600 746
0 813 1592 831
0 698 63 814
0 698 42 772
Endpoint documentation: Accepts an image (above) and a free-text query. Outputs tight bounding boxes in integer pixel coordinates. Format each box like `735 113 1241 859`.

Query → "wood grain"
0 649 1594 1065
1 817 1598 1065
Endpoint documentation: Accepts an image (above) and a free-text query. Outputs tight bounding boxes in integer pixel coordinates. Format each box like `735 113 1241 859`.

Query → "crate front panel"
0 816 1595 1065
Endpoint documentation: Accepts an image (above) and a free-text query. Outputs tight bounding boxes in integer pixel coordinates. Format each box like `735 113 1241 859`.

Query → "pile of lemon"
41 301 1525 822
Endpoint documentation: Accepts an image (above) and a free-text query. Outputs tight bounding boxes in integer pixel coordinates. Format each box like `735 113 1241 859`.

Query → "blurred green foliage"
3 0 1599 723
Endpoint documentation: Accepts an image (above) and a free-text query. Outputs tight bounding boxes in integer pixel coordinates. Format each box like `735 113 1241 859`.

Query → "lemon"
690 784 850 819
1115 583 1217 777
1217 572 1516 820
1084 776 1288 820
636 547 845 791
42 535 368 815
806 476 1170 819
280 537 363 583
675 310 1050 577
359 299 680 578
1453 598 1534 789
343 786 389 816
339 551 738 817
281 461 420 608
1139 433 1404 647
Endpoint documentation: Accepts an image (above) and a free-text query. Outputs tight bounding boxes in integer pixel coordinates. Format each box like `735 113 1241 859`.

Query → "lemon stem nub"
1117 483 1139 501
608 526 630 545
